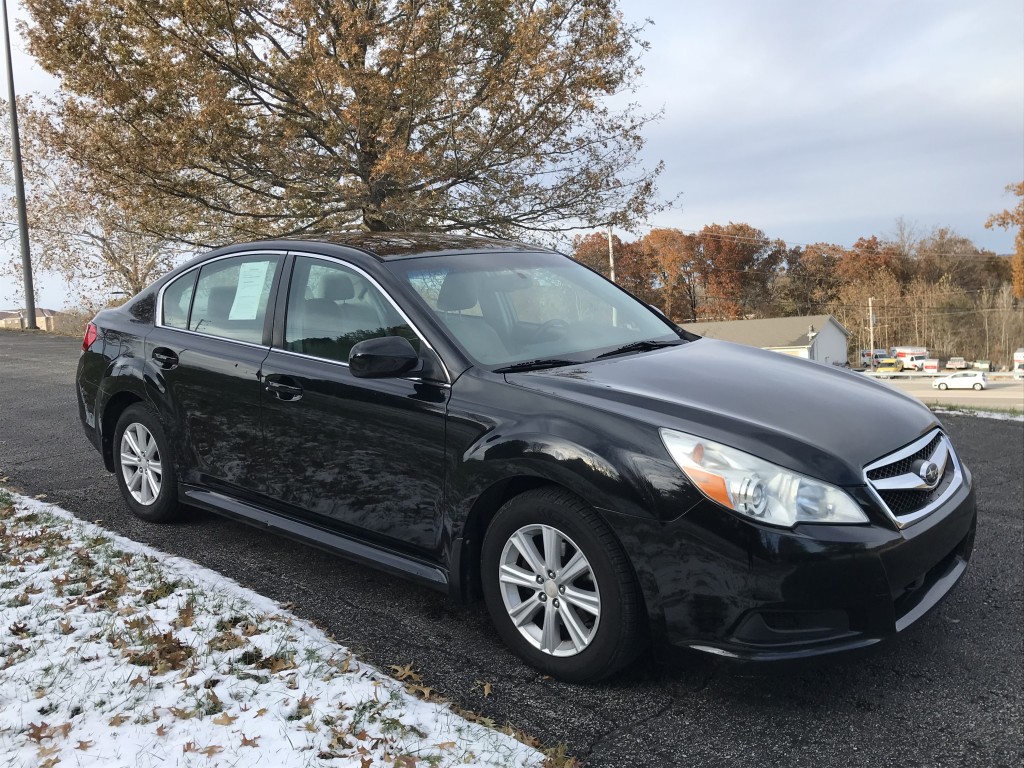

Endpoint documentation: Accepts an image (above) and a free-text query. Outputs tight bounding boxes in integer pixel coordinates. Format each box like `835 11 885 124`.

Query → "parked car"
945 357 969 370
76 234 977 681
972 360 994 372
932 372 988 391
1015 363 1024 381
875 358 903 375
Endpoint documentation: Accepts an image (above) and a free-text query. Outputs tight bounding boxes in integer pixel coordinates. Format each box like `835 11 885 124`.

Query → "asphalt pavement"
1 330 1021 768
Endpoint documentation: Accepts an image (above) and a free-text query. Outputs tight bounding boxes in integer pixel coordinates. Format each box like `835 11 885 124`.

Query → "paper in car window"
229 261 270 320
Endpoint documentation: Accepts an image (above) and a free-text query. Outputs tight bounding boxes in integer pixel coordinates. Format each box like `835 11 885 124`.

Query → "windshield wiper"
595 339 685 359
494 358 580 373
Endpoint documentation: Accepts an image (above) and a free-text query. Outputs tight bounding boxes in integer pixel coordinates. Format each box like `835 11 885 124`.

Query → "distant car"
1014 363 1024 381
932 372 987 391
945 357 968 370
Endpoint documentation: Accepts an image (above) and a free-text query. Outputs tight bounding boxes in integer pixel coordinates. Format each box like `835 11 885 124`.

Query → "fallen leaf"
182 741 197 754
240 735 259 748
212 712 237 726
156 725 168 737
389 662 421 683
76 740 94 750
406 683 435 700
436 742 456 750
54 722 71 739
26 722 50 743
108 714 129 726
202 745 223 757
361 758 373 768
36 745 59 757
129 674 146 688
255 707 268 718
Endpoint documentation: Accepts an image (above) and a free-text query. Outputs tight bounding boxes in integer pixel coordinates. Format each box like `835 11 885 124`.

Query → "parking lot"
0 331 1021 767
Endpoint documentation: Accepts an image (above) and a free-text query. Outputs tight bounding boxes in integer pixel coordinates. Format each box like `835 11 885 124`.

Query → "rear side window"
188 255 279 344
162 271 197 329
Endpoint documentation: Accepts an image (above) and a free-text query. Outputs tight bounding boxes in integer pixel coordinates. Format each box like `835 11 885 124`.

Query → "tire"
480 487 643 682
938 383 948 390
973 383 982 390
113 403 180 522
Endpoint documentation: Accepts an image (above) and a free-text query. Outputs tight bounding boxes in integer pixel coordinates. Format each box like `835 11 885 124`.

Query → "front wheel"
480 488 643 682
973 383 982 390
113 403 180 522
938 383 948 390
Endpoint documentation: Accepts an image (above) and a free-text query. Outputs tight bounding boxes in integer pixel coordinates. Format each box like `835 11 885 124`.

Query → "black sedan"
76 234 976 681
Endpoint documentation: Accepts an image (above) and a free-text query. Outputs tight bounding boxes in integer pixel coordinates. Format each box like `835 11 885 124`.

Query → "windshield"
387 251 683 367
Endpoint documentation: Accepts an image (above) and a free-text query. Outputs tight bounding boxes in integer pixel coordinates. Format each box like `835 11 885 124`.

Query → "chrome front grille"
864 430 962 528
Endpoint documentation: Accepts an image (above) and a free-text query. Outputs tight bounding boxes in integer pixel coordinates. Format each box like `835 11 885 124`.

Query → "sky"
1 0 1022 309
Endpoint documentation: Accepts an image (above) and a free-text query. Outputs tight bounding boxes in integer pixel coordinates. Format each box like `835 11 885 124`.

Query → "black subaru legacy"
76 234 976 681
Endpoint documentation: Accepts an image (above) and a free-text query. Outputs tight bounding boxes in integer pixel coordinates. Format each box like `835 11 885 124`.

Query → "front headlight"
660 428 868 528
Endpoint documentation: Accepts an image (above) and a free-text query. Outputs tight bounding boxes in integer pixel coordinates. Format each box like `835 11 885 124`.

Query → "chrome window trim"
154 250 288 348
268 346 452 389
281 251 452 385
862 429 964 529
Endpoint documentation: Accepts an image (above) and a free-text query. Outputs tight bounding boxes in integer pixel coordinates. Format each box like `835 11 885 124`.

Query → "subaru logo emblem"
918 461 940 486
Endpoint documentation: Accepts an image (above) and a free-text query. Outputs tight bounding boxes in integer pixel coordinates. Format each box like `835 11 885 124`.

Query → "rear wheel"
973 383 982 390
113 403 179 522
480 487 643 681
938 383 948 390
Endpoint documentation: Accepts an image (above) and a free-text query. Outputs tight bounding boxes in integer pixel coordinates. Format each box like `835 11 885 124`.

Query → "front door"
260 255 449 557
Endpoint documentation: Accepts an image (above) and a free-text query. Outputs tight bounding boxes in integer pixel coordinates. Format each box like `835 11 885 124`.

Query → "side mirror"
349 336 419 378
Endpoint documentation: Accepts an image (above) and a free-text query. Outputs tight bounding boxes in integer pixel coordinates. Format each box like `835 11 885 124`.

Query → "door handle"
265 378 303 402
151 347 179 370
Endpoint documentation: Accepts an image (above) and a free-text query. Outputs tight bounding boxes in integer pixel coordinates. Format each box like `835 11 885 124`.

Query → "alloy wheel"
119 422 163 506
497 524 601 657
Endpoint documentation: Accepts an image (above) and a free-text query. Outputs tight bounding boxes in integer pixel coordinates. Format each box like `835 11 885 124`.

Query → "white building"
681 314 851 366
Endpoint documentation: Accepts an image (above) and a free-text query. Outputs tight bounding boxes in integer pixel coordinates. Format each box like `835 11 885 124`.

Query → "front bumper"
603 467 977 662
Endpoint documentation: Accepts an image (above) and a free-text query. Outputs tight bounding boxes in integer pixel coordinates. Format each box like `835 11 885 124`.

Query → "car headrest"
436 271 479 312
321 274 355 301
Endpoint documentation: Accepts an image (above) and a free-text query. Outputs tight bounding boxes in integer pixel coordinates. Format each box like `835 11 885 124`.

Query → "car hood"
503 338 940 486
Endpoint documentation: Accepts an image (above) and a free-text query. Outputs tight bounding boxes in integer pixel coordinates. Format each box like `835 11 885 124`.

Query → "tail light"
82 322 98 351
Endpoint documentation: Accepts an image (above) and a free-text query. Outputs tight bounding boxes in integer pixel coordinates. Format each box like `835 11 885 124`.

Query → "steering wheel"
527 318 570 343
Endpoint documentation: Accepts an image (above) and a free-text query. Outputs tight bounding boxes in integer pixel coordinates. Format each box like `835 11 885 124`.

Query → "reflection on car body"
76 234 977 681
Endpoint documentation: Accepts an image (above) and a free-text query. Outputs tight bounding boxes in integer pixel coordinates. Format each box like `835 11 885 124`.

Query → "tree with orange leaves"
985 182 1024 299
23 0 667 244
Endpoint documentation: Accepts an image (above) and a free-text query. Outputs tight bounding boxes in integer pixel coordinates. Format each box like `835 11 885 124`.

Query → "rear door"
259 254 450 558
147 251 283 497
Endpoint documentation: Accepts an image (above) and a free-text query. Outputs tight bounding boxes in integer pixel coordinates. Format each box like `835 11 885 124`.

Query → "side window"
162 270 198 329
189 255 278 344
284 257 420 363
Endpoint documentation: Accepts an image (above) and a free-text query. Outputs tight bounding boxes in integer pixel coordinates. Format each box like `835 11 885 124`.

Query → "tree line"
571 212 1024 365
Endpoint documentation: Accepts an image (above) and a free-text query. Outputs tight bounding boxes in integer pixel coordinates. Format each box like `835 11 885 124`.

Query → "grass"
0 489 557 767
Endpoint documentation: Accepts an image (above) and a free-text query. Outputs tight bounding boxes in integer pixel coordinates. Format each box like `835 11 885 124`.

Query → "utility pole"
2 0 36 329
606 224 616 283
868 297 876 371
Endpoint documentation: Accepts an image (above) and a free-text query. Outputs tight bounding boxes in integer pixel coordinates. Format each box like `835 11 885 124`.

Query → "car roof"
273 232 559 260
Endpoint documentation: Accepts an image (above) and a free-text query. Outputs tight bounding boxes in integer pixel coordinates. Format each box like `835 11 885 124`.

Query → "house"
0 308 59 332
681 314 851 366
